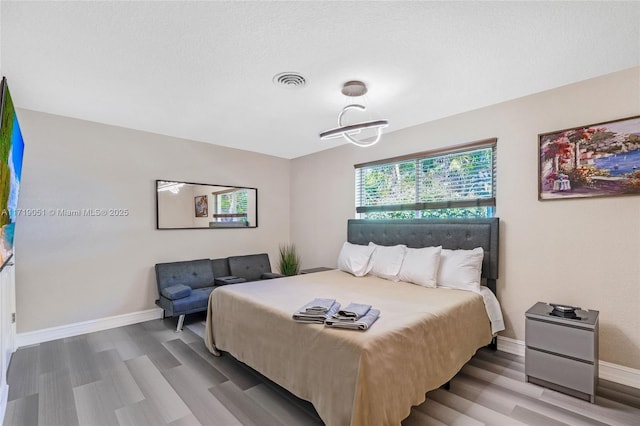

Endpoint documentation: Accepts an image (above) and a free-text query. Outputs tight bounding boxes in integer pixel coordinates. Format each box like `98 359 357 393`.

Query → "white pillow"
337 242 376 277
398 246 442 288
368 243 407 281
437 247 484 292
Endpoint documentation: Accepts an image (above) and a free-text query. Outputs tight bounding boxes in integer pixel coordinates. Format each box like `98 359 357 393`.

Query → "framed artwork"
194 195 208 217
539 115 640 200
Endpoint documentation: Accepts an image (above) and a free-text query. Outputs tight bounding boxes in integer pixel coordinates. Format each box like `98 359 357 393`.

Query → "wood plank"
85 327 117 353
209 381 285 426
598 378 640 400
245 383 324 426
7 345 40 401
73 381 121 426
187 342 262 390
416 398 484 426
107 327 146 361
457 373 609 426
73 360 145 426
539 389 640 426
38 367 79 426
473 348 526 373
2 393 38 426
469 354 526 380
402 408 448 426
38 339 68 374
125 355 191 424
162 365 242 426
510 405 571 426
124 323 181 370
461 364 544 399
65 336 102 387
486 348 526 365
162 339 228 386
449 375 519 416
115 399 169 426
167 413 202 426
256 376 321 421
95 348 124 376
427 388 528 426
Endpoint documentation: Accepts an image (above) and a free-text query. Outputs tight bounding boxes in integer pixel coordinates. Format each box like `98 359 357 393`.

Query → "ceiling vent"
273 72 307 88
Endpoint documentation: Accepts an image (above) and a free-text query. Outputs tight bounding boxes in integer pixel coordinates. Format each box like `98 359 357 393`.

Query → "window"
355 139 496 219
212 188 249 223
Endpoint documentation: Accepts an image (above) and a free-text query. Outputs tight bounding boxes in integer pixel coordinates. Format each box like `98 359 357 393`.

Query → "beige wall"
10 67 640 369
157 184 194 228
291 67 640 369
14 110 290 333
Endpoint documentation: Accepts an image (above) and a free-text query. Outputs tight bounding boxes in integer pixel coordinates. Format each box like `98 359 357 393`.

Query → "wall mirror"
156 180 258 229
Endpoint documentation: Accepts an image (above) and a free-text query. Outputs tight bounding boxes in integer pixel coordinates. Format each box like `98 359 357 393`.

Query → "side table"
300 267 333 274
525 302 599 403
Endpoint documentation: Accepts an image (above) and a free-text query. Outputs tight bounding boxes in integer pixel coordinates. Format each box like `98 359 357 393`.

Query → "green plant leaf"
278 243 300 276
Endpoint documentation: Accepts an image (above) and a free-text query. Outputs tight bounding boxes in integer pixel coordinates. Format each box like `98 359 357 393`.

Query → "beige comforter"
205 270 492 426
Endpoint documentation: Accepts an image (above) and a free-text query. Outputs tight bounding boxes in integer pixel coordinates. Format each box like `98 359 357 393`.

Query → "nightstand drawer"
526 318 595 361
526 348 595 395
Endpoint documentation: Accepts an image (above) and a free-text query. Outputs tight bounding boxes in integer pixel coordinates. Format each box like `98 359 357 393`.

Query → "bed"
205 218 501 426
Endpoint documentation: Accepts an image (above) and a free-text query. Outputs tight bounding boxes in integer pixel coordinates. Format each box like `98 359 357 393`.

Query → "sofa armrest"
161 284 192 300
215 276 248 286
261 272 285 280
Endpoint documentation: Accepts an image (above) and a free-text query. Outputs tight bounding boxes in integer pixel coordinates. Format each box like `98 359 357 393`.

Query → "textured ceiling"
1 1 639 159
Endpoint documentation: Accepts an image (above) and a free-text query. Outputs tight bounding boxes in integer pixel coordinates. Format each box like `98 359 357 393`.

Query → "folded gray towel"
301 298 337 315
325 308 380 330
293 301 341 323
332 303 371 321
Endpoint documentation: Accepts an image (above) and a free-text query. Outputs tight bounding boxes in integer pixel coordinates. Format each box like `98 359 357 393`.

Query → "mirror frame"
155 179 258 230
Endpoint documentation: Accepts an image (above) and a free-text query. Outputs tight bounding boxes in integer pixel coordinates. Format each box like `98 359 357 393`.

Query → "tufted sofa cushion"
228 253 273 282
155 259 215 291
211 258 231 278
168 287 214 315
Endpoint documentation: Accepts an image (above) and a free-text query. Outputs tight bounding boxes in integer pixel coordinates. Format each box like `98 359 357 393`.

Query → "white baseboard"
15 308 163 348
497 335 525 357
598 361 640 389
497 336 640 389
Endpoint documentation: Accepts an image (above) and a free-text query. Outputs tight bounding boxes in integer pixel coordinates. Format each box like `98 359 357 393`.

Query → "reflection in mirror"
156 180 258 229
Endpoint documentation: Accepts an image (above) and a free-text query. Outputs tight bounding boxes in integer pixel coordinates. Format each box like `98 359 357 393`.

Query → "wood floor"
4 315 640 426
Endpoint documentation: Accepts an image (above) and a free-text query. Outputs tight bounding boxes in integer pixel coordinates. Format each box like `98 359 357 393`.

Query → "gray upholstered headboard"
347 218 500 294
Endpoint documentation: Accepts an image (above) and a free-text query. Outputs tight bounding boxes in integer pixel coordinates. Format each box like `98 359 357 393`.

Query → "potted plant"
278 243 300 276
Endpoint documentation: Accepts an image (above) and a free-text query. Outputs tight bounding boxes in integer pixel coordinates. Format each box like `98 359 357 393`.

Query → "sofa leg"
161 310 166 320
176 314 185 332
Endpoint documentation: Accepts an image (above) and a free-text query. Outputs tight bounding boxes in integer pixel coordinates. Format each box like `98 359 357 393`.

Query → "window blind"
355 139 496 218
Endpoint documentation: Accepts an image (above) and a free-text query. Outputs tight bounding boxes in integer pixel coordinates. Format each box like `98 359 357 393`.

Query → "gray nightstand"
525 302 599 403
300 267 333 274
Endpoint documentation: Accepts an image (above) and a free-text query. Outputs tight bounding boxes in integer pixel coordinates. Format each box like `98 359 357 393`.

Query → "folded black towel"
302 298 337 315
333 303 372 321
293 301 341 324
326 308 380 330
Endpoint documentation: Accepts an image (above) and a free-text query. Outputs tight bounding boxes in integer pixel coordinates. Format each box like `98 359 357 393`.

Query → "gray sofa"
155 253 283 331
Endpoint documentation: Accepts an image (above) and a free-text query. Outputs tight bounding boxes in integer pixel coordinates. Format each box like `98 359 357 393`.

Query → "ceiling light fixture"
319 80 389 147
157 181 185 194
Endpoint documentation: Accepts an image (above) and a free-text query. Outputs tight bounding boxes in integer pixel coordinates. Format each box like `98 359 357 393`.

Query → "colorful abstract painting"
0 78 25 268
194 195 208 217
539 116 640 200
